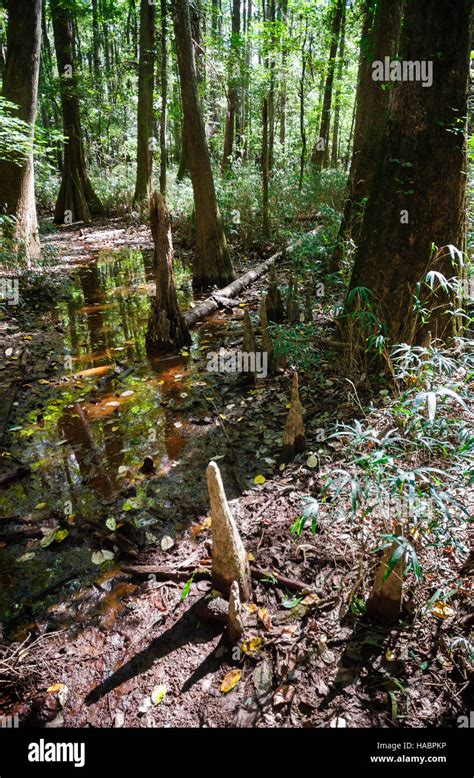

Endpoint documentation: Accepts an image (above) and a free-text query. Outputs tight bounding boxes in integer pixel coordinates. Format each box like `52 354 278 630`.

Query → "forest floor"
0 217 472 729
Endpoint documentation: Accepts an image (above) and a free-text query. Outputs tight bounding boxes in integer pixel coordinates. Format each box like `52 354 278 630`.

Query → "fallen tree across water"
183 228 319 328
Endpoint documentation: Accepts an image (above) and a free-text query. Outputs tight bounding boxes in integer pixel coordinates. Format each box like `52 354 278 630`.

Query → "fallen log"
121 562 313 594
0 464 31 487
183 228 319 328
120 564 211 582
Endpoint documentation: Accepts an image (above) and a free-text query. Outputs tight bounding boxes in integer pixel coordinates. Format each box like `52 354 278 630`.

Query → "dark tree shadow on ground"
84 598 226 705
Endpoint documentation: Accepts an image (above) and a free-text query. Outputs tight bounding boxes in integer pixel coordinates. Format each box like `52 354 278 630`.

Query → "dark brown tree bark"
222 0 241 171
331 0 403 272
159 0 168 195
146 192 191 352
51 0 103 224
311 0 344 170
262 92 270 237
0 0 42 260
173 0 234 289
343 0 471 354
133 0 156 206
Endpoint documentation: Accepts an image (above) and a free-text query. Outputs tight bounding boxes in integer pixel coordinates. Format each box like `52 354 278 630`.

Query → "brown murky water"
0 248 249 625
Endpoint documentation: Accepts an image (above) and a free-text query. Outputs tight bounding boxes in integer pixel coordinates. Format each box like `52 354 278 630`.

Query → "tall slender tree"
159 0 167 195
51 0 103 224
173 0 234 289
133 0 156 206
311 0 344 170
0 0 42 260
222 0 241 171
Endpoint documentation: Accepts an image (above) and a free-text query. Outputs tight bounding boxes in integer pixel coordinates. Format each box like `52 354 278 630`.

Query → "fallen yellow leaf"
258 607 272 631
151 685 167 705
431 600 455 620
47 683 67 693
220 669 241 693
242 637 263 655
254 474 266 485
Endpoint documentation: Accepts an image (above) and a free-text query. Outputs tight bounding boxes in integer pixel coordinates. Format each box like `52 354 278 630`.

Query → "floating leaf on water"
40 529 58 549
16 552 36 562
91 549 115 565
282 597 302 610
220 669 241 693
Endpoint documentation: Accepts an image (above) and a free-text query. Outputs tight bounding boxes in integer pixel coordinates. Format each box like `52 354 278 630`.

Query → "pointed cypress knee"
266 263 285 323
304 284 313 323
367 542 404 626
207 461 251 601
260 296 274 369
287 275 300 323
146 192 191 353
281 372 306 463
242 309 257 383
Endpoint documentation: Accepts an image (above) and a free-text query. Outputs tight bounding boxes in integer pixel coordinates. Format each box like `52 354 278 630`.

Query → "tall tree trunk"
0 0 42 261
262 91 270 237
51 0 103 224
343 0 471 355
278 0 288 150
331 0 403 272
173 0 234 289
91 0 101 83
222 0 241 171
159 0 167 195
241 0 252 159
133 0 156 207
298 20 309 191
267 0 276 170
330 0 346 167
311 0 344 170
